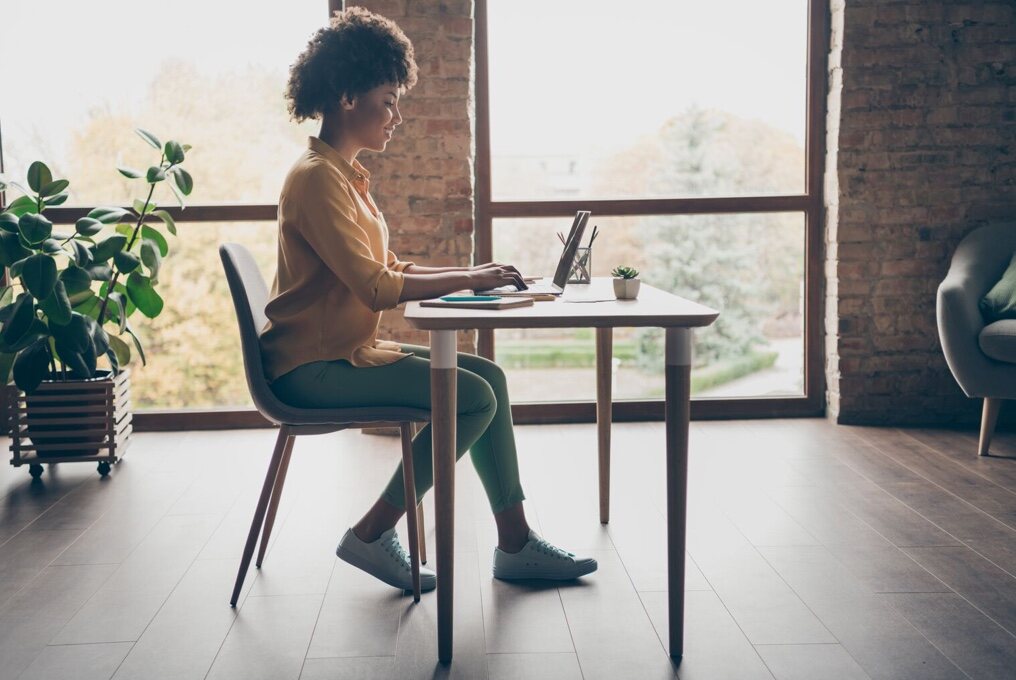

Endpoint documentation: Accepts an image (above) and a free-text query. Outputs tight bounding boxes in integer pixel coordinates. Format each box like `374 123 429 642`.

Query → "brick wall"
825 0 1015 425
356 0 477 351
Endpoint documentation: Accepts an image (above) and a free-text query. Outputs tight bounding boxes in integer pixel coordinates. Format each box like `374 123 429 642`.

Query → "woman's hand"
471 261 521 274
468 265 528 291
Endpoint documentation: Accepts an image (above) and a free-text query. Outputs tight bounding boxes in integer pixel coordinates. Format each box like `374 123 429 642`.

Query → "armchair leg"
401 422 422 603
230 426 291 607
978 398 1002 457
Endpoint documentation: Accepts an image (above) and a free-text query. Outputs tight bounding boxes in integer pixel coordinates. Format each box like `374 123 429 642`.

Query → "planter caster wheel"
97 462 111 477
29 463 44 480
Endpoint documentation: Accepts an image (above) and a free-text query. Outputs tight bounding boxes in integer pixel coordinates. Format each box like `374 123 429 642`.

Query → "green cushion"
981 251 1016 321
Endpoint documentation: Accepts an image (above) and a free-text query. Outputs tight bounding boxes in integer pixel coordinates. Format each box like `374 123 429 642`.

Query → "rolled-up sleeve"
386 249 415 273
297 165 405 312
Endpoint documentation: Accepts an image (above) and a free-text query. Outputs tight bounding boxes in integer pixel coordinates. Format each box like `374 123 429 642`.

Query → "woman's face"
343 82 402 153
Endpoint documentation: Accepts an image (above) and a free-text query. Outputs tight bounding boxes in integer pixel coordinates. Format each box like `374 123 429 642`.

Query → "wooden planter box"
5 369 132 479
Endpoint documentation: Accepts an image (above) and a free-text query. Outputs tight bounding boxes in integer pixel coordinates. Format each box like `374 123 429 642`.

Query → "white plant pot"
613 278 641 299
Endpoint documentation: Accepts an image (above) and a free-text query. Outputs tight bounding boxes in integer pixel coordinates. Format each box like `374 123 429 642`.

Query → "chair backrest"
219 242 288 423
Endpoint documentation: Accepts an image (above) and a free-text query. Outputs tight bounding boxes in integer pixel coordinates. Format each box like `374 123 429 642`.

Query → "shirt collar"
308 137 371 185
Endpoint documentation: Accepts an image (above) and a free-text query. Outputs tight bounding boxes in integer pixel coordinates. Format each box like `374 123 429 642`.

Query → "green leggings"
270 343 526 514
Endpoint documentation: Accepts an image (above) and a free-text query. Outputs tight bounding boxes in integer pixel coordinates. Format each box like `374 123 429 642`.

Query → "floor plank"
2 421 1015 680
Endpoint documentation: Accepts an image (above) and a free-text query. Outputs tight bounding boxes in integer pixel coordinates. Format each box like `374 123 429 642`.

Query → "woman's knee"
459 353 507 388
457 370 497 418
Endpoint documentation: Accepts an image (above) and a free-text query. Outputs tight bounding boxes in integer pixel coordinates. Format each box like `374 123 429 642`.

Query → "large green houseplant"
0 128 192 390
0 129 192 474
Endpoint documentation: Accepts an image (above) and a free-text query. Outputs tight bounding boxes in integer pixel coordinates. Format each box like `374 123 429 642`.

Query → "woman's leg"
271 353 500 537
389 345 532 551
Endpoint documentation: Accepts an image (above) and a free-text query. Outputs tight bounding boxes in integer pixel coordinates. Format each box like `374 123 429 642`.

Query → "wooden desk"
403 278 718 663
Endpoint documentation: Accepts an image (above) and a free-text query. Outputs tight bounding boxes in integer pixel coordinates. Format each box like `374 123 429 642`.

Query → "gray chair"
937 224 1016 456
219 243 430 604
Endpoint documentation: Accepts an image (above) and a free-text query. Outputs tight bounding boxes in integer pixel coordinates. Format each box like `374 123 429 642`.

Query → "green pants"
270 343 526 514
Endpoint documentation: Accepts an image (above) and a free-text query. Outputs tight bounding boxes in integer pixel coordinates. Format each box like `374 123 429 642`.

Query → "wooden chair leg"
409 421 428 565
230 426 291 607
401 422 422 603
978 398 1002 457
256 434 295 568
417 502 427 565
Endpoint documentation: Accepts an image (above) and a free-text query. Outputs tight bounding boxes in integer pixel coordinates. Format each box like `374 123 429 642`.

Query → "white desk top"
403 278 719 331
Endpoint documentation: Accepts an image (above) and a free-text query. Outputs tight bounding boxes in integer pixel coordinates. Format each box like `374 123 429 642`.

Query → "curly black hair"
285 7 418 122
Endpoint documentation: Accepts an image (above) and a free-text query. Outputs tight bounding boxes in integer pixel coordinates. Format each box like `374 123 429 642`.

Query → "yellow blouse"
260 137 415 382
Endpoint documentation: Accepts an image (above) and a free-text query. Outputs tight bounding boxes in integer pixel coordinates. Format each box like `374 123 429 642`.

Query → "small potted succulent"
0 129 192 477
611 265 641 300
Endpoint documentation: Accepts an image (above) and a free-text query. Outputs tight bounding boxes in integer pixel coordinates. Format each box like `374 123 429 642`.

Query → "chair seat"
269 403 432 430
979 319 1016 364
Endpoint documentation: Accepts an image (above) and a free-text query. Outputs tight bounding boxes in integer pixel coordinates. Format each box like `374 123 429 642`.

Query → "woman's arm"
401 262 518 275
398 265 528 302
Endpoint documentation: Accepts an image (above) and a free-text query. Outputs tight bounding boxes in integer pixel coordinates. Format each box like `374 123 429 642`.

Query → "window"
1 0 326 419
477 0 827 417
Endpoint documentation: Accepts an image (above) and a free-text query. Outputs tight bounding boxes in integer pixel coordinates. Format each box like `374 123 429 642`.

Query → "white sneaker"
492 529 598 581
335 526 436 592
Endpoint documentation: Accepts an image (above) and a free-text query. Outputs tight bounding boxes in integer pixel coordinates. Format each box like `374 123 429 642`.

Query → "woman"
260 8 597 593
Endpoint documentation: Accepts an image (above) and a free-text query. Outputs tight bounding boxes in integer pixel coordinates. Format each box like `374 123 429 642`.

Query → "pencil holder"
568 247 592 284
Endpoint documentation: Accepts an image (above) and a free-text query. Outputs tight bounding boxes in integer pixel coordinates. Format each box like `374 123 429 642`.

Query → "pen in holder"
568 246 592 284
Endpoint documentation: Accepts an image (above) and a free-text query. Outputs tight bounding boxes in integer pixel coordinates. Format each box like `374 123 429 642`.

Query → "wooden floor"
2 419 1016 680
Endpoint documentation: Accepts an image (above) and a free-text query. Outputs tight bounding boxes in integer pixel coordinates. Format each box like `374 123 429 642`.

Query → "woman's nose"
393 105 403 126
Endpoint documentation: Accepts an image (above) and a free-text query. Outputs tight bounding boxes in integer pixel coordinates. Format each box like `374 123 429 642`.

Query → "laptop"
476 210 591 296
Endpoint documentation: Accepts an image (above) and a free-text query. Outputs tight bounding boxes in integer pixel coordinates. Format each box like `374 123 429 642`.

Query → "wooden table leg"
665 327 692 659
596 327 613 524
431 329 457 663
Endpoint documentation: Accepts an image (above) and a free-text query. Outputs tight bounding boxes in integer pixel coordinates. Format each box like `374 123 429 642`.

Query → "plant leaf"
150 209 177 236
140 240 161 280
39 280 72 326
0 231 32 266
40 238 69 256
18 212 52 244
146 166 166 183
87 206 129 224
26 161 52 193
117 166 143 179
167 180 186 208
0 351 16 384
12 338 50 393
84 263 112 282
61 264 93 294
125 322 147 365
105 347 119 374
170 167 193 195
91 234 127 261
113 250 141 274
1 294 34 346
43 192 68 206
135 128 162 150
0 212 19 233
132 198 155 215
107 333 130 366
84 316 109 356
74 217 103 236
20 254 58 300
106 291 127 332
126 271 163 318
141 225 169 255
68 241 93 267
5 195 39 218
164 140 185 164
39 179 69 197
71 291 99 317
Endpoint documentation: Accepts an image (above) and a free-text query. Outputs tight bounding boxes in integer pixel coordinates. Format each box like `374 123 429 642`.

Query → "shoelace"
381 532 411 571
531 535 575 561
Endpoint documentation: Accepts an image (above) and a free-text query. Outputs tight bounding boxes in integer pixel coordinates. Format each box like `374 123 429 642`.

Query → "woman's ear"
339 93 357 110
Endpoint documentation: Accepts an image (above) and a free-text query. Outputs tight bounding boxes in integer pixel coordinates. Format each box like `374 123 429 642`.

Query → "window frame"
0 0 828 430
474 0 829 422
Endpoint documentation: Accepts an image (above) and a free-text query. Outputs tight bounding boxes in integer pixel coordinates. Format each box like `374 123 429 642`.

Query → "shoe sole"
493 562 598 581
336 543 437 592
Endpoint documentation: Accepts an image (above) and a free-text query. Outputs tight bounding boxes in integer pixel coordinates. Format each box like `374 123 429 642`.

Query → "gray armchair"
937 223 1016 456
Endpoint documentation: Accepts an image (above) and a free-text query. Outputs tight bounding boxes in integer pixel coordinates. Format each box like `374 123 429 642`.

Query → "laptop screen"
552 211 591 289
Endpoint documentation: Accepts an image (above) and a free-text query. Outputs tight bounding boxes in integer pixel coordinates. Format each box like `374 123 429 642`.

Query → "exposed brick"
825 0 1015 427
